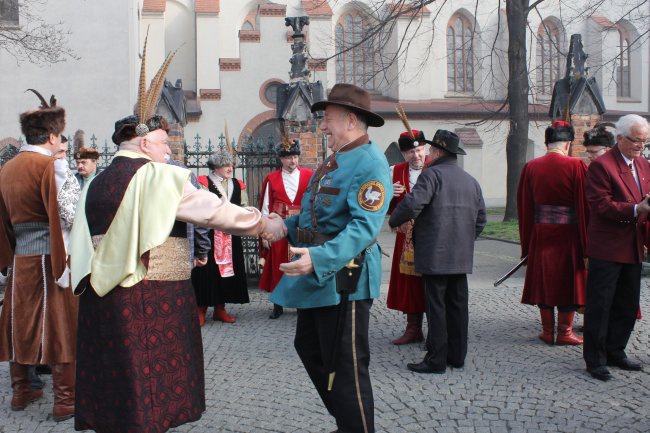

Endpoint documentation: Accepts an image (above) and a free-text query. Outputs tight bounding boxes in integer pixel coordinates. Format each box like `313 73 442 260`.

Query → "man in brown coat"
0 90 79 421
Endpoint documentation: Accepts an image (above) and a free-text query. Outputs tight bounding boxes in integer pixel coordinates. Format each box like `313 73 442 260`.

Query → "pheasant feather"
395 104 415 139
135 28 150 123
143 48 179 121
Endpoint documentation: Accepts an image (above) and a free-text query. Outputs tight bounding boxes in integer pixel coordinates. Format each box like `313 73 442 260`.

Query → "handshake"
260 213 288 243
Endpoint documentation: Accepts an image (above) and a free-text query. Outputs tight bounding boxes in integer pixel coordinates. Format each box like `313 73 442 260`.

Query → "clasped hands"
259 214 314 276
637 194 650 215
260 213 288 243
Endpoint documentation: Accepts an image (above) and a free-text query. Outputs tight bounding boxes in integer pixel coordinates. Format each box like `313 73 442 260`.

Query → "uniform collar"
336 134 369 153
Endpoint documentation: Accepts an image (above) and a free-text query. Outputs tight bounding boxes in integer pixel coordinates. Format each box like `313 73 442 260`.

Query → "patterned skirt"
74 279 205 433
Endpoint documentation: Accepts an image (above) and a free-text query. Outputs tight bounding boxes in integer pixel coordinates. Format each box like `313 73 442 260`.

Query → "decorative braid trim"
10 257 15 360
40 255 47 364
352 301 370 433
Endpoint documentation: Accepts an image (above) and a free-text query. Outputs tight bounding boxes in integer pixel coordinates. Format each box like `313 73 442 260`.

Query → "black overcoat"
389 156 486 275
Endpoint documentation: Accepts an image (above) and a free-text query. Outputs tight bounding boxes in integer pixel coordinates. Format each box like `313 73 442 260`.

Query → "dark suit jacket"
585 146 650 263
389 156 486 275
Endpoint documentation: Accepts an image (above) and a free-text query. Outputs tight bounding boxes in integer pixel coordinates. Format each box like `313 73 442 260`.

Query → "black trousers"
295 300 374 433
422 274 469 369
583 258 641 368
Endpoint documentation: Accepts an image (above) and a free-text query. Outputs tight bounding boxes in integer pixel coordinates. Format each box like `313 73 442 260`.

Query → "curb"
478 235 520 245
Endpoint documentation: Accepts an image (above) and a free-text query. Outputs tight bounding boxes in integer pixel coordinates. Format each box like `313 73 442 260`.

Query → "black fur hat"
545 120 575 144
276 139 301 157
583 123 616 148
398 130 426 151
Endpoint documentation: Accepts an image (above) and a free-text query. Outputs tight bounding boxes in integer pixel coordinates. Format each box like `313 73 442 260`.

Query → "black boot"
269 304 284 319
35 364 52 375
29 366 44 389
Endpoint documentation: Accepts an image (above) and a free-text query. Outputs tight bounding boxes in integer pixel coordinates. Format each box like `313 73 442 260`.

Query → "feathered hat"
112 29 178 145
275 125 301 157
207 150 235 169
583 122 616 148
19 89 66 144
395 105 426 151
207 121 236 169
545 120 575 144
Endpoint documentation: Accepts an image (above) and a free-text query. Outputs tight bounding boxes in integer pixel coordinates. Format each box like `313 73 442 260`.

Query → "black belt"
296 228 337 245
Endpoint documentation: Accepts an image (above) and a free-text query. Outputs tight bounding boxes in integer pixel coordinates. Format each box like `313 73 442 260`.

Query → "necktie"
630 163 641 193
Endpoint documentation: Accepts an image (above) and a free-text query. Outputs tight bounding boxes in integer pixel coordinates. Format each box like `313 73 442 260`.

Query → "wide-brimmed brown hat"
311 83 384 127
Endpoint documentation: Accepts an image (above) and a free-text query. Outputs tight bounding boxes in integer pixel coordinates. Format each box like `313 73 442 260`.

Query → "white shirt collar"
620 153 634 166
282 167 300 176
210 172 226 182
19 144 54 157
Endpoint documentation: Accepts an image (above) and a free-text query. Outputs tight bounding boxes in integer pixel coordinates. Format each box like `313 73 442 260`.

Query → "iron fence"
185 133 280 284
64 134 117 171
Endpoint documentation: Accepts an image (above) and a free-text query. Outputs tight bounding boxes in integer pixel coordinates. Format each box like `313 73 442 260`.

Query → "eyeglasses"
624 135 649 146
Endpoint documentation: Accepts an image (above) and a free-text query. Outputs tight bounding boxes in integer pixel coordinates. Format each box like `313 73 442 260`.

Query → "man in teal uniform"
271 83 392 433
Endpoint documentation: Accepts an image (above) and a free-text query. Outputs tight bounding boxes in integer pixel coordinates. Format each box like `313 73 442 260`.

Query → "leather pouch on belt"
335 253 365 295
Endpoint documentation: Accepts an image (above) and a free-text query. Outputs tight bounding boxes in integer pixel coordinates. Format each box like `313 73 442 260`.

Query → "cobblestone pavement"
0 226 648 432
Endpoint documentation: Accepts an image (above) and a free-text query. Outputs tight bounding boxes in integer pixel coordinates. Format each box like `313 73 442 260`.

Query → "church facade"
1 0 648 205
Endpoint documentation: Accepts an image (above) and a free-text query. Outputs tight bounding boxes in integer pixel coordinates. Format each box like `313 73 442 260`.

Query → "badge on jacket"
358 180 385 211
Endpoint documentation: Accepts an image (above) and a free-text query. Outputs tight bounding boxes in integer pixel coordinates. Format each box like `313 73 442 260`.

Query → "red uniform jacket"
258 166 312 292
386 161 426 314
585 146 650 264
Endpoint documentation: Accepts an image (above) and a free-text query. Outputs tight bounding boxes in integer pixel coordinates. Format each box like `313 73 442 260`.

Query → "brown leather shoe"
10 362 44 411
52 363 75 422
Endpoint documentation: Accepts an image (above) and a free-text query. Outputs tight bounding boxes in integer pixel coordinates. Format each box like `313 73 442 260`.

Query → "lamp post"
275 16 325 169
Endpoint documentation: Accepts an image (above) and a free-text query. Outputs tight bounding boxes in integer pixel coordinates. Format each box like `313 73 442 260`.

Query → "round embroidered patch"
358 180 385 212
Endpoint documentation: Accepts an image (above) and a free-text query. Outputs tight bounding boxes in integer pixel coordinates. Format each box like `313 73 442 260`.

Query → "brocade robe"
69 150 264 433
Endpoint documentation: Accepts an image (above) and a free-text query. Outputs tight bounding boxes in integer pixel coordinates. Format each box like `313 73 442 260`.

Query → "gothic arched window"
446 14 474 93
335 11 375 90
617 27 631 98
536 20 563 96
0 0 19 27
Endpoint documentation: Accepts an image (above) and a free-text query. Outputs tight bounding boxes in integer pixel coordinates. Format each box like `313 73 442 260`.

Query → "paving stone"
0 232 648 432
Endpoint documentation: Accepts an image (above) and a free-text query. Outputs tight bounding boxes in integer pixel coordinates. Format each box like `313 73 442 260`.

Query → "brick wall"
283 119 325 170
569 113 602 160
168 122 185 162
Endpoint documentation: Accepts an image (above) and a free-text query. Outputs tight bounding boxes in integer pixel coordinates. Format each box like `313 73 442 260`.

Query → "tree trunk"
504 0 531 221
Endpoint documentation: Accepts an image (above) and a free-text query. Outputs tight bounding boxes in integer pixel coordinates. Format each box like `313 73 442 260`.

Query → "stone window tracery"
617 27 631 98
335 11 375 90
536 20 563 96
446 14 474 93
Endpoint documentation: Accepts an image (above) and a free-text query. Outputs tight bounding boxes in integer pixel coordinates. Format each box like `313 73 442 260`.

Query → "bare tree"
310 0 649 221
0 0 77 65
